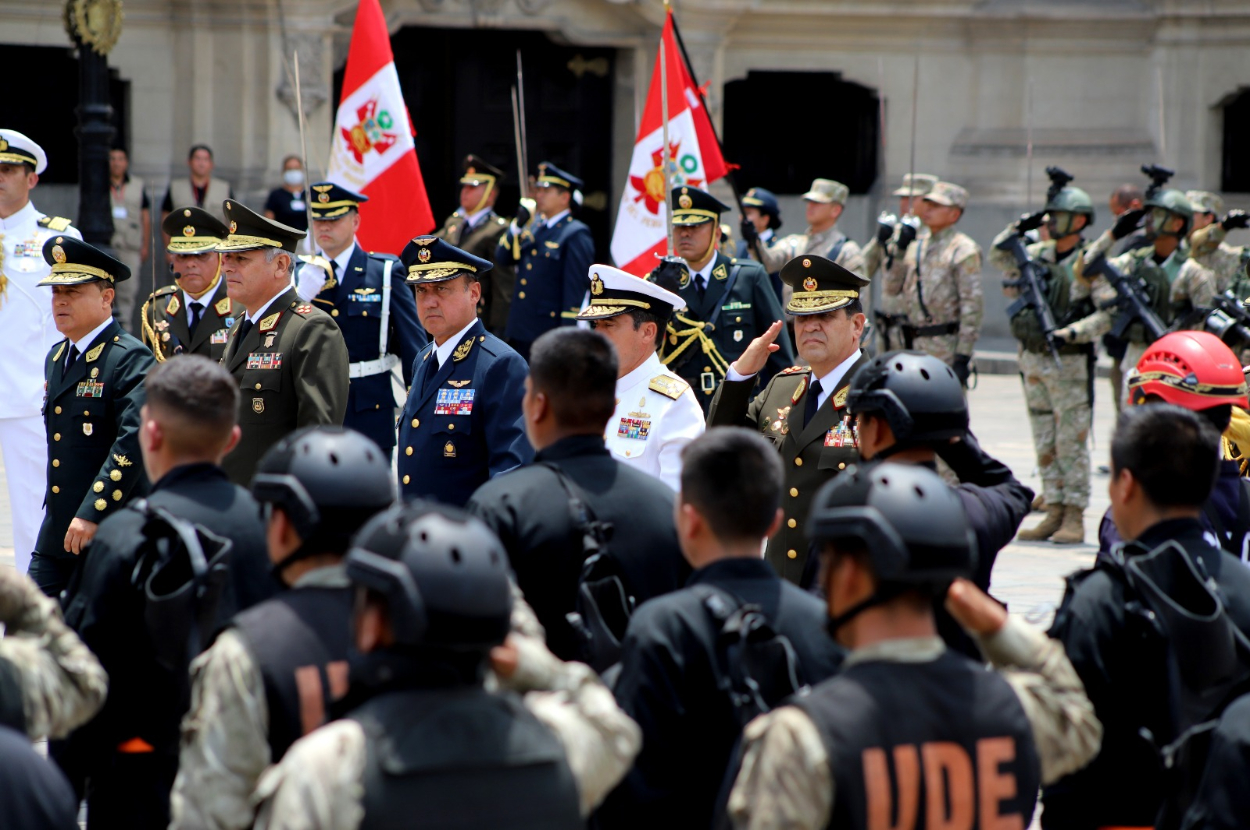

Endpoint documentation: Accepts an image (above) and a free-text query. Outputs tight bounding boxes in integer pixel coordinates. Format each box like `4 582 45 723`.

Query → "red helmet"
1128 330 1248 410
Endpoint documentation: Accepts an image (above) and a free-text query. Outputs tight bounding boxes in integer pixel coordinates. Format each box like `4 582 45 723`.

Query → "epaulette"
779 365 811 375
152 285 178 298
649 375 689 400
290 303 314 316
37 215 74 232
367 251 401 263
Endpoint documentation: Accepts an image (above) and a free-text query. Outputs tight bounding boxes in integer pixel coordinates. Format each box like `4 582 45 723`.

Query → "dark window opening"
1223 89 1250 193
334 28 615 256
722 70 878 196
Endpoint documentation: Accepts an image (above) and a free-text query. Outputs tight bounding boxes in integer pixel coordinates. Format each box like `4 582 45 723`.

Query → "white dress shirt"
67 317 116 368
605 351 706 492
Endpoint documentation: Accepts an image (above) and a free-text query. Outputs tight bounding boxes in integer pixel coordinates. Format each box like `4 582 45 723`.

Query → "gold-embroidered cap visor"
37 263 116 286
404 263 478 284
166 236 223 254
786 289 859 316
308 201 358 220
215 234 286 253
671 209 719 226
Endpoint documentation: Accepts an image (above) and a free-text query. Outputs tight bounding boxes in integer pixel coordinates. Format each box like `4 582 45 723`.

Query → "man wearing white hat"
0 129 81 572
578 266 705 491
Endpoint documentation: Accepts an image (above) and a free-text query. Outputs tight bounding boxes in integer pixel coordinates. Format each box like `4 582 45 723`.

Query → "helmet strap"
825 583 909 638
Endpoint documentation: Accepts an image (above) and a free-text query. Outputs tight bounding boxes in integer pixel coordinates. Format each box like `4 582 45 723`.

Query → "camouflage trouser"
1122 341 1148 405
1020 349 1091 509
909 332 959 366
875 292 907 355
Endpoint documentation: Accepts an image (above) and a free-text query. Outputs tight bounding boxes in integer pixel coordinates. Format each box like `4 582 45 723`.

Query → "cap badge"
182 225 195 237
51 245 66 264
679 194 693 209
183 209 192 217
591 275 604 296
318 192 329 203
229 221 237 233
802 258 812 268
803 276 818 292
417 247 432 263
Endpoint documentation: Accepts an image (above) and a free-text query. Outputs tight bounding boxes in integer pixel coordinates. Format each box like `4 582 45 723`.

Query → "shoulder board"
649 375 689 400
291 304 314 316
37 215 74 232
779 366 811 376
52 341 66 363
152 285 178 298
367 251 401 263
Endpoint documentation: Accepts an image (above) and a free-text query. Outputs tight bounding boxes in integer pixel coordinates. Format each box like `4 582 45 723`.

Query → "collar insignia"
452 337 474 362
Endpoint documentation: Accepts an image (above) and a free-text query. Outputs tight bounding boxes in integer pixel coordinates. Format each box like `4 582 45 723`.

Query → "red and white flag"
326 0 434 254
609 9 729 276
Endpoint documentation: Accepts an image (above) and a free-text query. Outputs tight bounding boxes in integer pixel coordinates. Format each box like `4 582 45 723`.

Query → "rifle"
998 234 1063 366
1084 254 1169 343
1175 292 1250 352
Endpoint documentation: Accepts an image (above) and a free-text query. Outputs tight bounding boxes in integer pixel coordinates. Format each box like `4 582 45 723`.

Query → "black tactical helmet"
846 351 968 450
809 463 976 632
345 502 513 652
251 427 396 570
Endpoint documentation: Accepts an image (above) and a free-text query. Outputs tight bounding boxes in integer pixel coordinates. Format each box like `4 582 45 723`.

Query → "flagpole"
660 8 675 258
293 51 317 254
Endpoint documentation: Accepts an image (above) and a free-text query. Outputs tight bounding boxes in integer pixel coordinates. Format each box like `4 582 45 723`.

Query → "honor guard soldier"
0 129 81 575
397 236 532 506
708 255 869 585
656 186 794 412
738 186 784 301
1186 190 1250 295
217 200 350 485
496 161 595 360
990 173 1097 544
252 502 640 828
297 182 425 454
725 463 1101 830
31 237 155 596
865 173 936 352
882 181 984 386
435 155 516 335
143 206 243 362
744 178 866 284
578 265 705 491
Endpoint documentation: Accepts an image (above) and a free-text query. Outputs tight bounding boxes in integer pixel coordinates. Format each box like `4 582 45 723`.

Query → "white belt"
350 353 399 379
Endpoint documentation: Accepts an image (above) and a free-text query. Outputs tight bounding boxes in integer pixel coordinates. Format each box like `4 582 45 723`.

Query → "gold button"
375 404 380 410
331 309 339 317
95 498 107 511
531 249 538 256
255 383 262 390
52 459 59 468
83 411 89 417
520 279 527 285
448 423 455 430
53 433 60 441
550 312 556 317
519 291 526 299
52 486 59 494
93 482 103 493
402 475 410 485
54 406 61 414
412 418 420 428
794 457 802 466
787 550 797 559
113 490 122 501
405 446 413 456
362 310 368 317
788 518 797 528
525 263 532 270
704 366 711 372
790 488 798 497
736 316 742 322
110 470 121 481
838 462 846 470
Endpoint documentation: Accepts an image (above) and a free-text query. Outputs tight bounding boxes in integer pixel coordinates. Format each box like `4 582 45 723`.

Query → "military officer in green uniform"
435 155 515 335
216 200 349 485
654 186 794 414
708 255 869 586
142 206 244 362
31 237 155 596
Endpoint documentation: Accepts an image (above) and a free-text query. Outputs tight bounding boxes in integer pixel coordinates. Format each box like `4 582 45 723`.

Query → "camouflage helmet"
1045 186 1095 222
1144 188 1194 236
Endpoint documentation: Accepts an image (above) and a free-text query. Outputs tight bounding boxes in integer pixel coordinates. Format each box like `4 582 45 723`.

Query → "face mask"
1047 211 1078 238
283 169 305 187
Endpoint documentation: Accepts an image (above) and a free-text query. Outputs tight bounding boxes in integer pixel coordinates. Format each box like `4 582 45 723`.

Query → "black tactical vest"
796 650 1041 830
230 586 354 760
1126 249 1177 344
1008 249 1091 356
351 686 583 830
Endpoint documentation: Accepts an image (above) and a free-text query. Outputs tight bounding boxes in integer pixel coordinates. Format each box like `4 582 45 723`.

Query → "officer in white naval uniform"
0 129 81 571
578 265 705 491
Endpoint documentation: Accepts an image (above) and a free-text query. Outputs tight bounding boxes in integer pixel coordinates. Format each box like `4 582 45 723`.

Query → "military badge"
162 332 171 342
448 380 471 388
51 245 66 263
296 304 314 313
216 297 232 316
76 381 104 397
791 377 808 404
155 320 170 331
803 276 818 292
418 247 432 263
803 258 812 268
90 367 99 378
113 454 133 467
434 388 475 416
734 330 743 342
183 209 192 218
82 423 93 436
617 417 651 441
319 192 329 203
264 333 276 348
85 344 105 362
246 353 282 370
252 398 264 413
259 312 281 332
825 416 859 449
771 406 792 435
833 386 849 408
712 263 728 281
452 338 474 362
591 275 604 296
444 441 456 458
211 330 229 345
678 269 691 289
182 225 195 237
166 295 180 316
229 221 237 233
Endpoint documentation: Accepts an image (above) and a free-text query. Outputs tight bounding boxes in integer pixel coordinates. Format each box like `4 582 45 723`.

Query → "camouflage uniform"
1061 230 1217 401
1190 223 1247 296
0 567 107 739
725 616 1102 830
865 227 928 353
251 614 640 829
989 229 1092 511
882 223 983 365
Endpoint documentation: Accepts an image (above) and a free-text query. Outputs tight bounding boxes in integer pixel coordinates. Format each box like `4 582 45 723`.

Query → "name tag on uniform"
77 381 104 398
211 329 229 344
618 417 651 441
112 205 128 220
825 417 858 448
246 353 282 370
434 388 475 416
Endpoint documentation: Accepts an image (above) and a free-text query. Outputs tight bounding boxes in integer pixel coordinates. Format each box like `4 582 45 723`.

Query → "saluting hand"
945 577 1008 637
731 320 785 377
64 518 98 556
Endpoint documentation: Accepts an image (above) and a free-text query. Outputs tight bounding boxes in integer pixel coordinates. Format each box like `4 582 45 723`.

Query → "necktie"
803 379 824 428
62 344 80 379
421 352 440 395
235 318 254 350
695 274 706 300
189 302 204 338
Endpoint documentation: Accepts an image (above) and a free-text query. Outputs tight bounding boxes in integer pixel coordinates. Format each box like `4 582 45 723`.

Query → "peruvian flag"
609 8 730 276
326 0 434 254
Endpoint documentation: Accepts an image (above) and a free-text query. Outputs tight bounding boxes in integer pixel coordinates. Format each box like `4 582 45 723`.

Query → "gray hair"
264 246 292 276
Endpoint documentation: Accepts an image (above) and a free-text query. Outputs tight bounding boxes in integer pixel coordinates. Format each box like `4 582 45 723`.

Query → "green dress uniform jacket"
435 210 515 335
36 320 154 560
220 288 350 485
707 353 870 585
141 279 243 363
663 251 795 414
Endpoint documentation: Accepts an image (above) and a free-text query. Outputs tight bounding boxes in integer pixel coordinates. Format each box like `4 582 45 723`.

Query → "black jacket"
598 557 844 829
468 434 689 661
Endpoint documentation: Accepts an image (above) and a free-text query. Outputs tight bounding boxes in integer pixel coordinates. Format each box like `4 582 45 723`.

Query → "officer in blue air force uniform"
294 182 425 453
32 237 154 596
397 236 532 506
496 161 595 360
